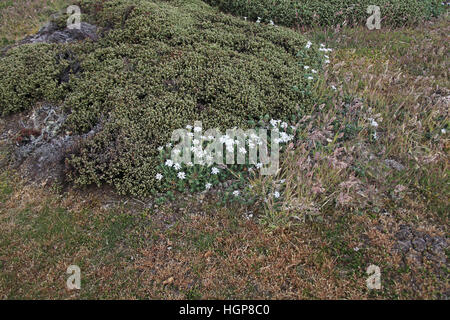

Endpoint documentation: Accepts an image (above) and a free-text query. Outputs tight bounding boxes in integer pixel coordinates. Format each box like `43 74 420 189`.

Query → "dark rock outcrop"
20 21 98 45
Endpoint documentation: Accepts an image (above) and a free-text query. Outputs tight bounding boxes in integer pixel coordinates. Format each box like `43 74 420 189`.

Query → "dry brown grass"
0 0 69 45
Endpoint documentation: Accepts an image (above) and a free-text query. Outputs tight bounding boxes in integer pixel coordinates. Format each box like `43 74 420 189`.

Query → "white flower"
305 41 312 49
248 142 255 149
311 69 317 74
279 132 293 143
208 135 215 141
177 172 186 180
324 59 330 64
270 119 279 127
155 173 163 181
165 159 173 167
279 179 286 184
256 17 261 23
211 167 220 175
373 132 378 140
186 125 192 130
239 147 247 154
187 162 194 167
353 247 360 252
205 183 212 190
173 163 181 171
193 139 200 145
307 76 314 80
281 122 288 129
368 118 378 128
274 191 280 198
304 65 310 70
194 126 202 133
166 142 172 148
157 146 164 152
187 132 194 137
233 190 240 197
441 128 446 134
331 85 337 90
172 149 181 155
195 150 204 158
256 163 263 169
269 20 275 26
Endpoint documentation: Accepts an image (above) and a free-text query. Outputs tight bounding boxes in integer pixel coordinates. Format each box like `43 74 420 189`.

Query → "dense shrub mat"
204 0 445 28
0 0 323 196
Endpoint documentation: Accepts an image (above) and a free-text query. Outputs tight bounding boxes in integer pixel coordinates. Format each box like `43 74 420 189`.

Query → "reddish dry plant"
15 128 41 144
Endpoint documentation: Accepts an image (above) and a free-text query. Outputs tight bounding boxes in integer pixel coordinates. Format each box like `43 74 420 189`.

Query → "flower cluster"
368 117 381 140
245 16 276 26
303 42 333 81
154 118 297 202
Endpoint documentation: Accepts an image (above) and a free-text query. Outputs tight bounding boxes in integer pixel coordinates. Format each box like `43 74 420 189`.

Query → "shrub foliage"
204 0 445 28
0 0 323 196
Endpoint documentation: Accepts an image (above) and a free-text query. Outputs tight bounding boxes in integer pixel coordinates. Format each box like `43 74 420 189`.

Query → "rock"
20 21 98 45
423 234 433 245
412 238 426 252
396 240 412 253
395 227 412 241
424 252 446 264
8 104 99 184
432 236 447 249
406 252 423 265
385 159 405 171
429 236 447 254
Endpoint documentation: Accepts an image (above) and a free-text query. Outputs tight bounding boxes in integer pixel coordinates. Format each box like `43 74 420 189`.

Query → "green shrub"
0 0 324 197
204 0 445 28
0 44 67 115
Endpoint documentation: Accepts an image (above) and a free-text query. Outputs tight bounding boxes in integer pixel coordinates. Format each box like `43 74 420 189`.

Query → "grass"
0 0 69 46
0 2 448 299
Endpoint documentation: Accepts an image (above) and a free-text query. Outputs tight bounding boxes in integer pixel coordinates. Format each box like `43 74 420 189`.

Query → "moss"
204 0 445 28
0 0 324 196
